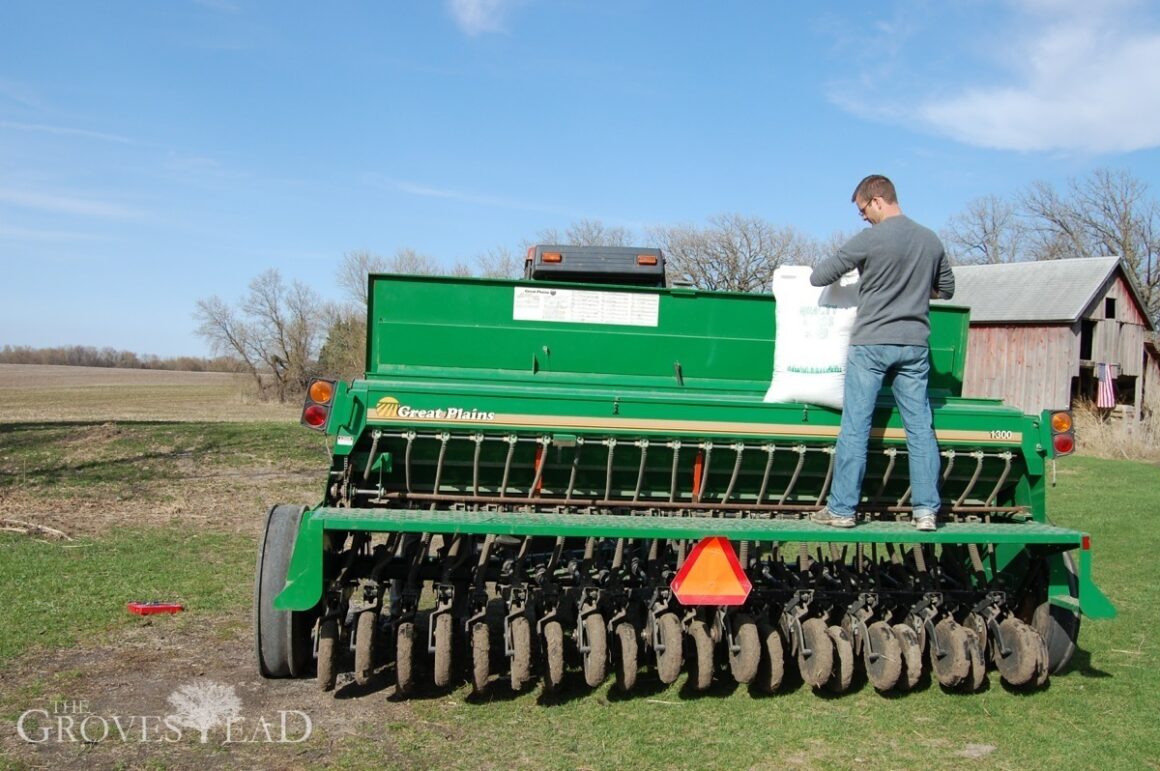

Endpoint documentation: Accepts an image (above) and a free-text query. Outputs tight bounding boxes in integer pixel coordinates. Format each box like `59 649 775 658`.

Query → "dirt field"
0 364 296 423
0 365 372 769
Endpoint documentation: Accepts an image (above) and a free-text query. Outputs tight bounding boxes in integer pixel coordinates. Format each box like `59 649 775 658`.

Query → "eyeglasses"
857 197 876 217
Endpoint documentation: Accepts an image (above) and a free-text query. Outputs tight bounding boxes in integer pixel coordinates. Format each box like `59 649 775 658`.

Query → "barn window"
1105 297 1116 319
1080 319 1095 360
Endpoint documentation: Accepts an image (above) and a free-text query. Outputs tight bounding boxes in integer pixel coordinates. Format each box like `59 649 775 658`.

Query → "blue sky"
3 0 1160 357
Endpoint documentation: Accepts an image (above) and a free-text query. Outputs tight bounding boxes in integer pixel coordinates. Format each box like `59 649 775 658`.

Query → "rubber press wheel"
963 627 987 692
687 619 714 691
317 618 339 692
728 614 761 685
863 621 902 693
797 618 833 690
581 614 608 688
613 622 639 693
755 620 785 693
470 621 490 696
254 504 313 678
994 617 1041 687
433 612 454 688
893 623 924 691
930 618 971 689
353 610 379 686
825 625 854 694
396 621 416 696
509 616 533 692
655 613 684 685
543 620 565 692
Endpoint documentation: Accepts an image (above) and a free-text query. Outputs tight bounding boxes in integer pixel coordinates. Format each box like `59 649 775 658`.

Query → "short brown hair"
852 175 897 205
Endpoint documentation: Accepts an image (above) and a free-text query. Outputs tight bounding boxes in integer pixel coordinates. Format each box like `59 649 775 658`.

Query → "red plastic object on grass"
127 601 184 616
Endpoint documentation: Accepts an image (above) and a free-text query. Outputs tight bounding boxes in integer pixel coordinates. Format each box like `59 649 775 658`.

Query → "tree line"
0 344 241 372
195 167 1159 401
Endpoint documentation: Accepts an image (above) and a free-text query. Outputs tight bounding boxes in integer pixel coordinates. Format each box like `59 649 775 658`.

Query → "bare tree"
1020 168 1160 315
387 247 442 275
649 214 819 292
534 219 635 247
337 250 388 308
473 246 524 279
1020 180 1092 261
194 295 265 394
194 269 329 401
942 195 1026 265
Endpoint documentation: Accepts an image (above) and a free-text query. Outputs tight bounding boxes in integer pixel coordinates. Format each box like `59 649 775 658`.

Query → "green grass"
0 527 254 663
1 427 1158 769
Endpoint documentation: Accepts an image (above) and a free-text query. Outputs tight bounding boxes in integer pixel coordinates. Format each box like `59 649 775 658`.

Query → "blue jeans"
826 344 942 519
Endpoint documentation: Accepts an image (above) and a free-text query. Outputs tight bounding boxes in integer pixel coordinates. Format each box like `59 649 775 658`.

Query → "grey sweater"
811 214 955 347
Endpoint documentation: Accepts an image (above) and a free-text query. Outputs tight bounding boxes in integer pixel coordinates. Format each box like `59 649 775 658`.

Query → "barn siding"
1084 274 1149 376
962 325 1075 414
1144 345 1160 418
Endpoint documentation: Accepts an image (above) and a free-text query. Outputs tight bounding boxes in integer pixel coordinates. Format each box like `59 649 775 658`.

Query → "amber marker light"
636 254 658 265
309 379 334 405
542 252 563 263
1051 412 1073 433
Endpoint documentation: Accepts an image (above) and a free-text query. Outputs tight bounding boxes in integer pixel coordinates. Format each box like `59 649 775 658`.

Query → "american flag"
1097 362 1119 409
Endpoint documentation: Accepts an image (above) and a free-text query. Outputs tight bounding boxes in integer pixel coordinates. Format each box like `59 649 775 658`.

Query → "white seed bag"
763 265 859 409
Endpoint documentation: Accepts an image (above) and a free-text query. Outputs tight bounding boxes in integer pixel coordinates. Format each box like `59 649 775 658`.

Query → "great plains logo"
374 396 496 423
15 681 312 745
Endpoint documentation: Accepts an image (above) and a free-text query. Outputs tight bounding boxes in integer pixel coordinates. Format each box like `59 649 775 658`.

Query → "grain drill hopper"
256 245 1114 696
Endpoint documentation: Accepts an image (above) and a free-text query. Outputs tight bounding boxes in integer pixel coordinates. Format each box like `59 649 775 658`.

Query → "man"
809 175 955 530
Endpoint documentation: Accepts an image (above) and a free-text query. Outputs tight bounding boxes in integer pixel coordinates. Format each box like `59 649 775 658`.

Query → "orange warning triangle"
670 536 752 606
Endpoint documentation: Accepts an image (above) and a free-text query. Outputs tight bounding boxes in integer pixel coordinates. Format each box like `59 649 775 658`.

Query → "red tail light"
301 378 337 431
1053 432 1075 455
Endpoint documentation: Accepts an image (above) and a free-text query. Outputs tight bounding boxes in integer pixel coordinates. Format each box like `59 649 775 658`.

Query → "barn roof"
936 256 1154 329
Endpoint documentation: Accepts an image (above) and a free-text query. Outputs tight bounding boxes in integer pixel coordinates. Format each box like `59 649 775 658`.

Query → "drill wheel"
317 618 339 692
687 619 714 691
754 620 785 693
613 622 639 693
433 612 455 689
395 620 416 697
353 610 379 686
892 623 924 691
994 617 1042 687
728 614 761 685
581 614 608 688
930 618 971 689
863 621 902 693
509 616 533 692
654 613 684 685
470 621 490 697
543 620 566 693
797 618 833 690
824 625 854 694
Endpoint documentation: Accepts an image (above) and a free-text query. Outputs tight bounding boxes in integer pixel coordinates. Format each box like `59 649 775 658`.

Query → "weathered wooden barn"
936 256 1160 418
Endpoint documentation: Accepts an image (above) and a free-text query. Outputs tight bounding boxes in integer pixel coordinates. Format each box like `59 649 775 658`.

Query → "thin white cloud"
447 0 514 36
0 188 144 220
0 224 108 242
0 120 134 144
829 0 1160 154
917 4 1160 152
386 177 572 216
0 79 43 110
